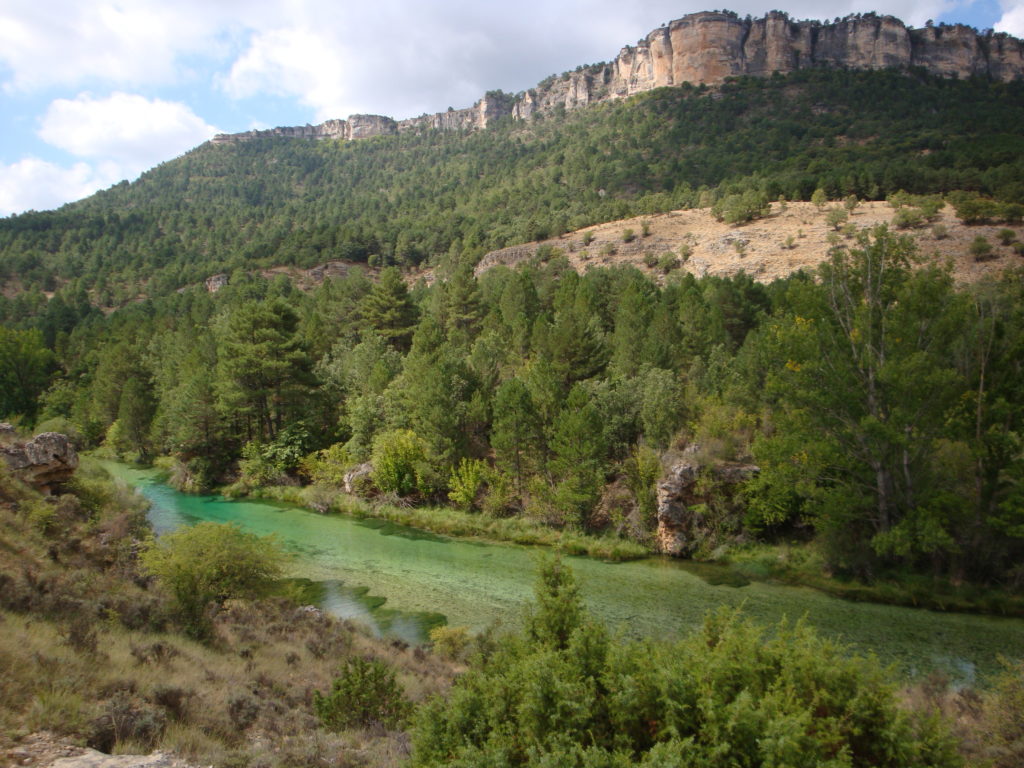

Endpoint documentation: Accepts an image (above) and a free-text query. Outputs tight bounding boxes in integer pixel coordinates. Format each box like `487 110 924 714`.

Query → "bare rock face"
204 273 228 292
1 432 79 494
656 455 758 557
211 11 1023 147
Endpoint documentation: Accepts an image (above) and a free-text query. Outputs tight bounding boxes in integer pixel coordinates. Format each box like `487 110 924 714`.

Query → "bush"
893 207 924 229
448 458 488 511
140 522 285 639
826 206 849 230
972 659 1024 767
411 561 962 768
971 236 995 261
621 228 636 243
371 429 437 498
300 443 353 486
314 657 410 731
712 190 770 224
657 252 680 273
429 625 471 661
997 228 1017 246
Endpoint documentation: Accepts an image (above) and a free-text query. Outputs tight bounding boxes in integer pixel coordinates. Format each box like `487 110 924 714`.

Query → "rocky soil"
473 201 1023 285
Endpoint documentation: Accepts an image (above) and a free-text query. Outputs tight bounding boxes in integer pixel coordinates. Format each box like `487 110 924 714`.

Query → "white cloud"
995 2 1024 35
221 27 351 122
0 157 121 216
0 1 241 92
0 92 220 215
38 92 218 170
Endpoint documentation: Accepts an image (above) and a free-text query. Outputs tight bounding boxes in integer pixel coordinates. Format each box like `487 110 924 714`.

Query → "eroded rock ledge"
212 11 1023 145
0 429 79 494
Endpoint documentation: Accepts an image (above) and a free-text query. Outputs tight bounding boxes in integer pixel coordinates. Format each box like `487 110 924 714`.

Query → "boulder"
1 432 79 494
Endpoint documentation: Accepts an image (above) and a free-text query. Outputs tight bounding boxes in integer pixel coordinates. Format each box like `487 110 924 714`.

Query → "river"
103 462 1023 683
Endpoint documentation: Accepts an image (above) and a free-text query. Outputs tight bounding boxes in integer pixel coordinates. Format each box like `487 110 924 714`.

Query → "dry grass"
0 463 460 768
471 202 1024 285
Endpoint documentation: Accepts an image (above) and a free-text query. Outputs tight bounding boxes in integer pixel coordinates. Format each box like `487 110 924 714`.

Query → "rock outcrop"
343 462 373 495
1 432 79 494
45 749 195 768
211 11 1023 146
656 454 758 557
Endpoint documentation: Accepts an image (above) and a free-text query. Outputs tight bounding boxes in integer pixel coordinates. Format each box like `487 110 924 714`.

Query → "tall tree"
0 327 55 421
360 267 418 351
758 227 965 573
216 298 313 442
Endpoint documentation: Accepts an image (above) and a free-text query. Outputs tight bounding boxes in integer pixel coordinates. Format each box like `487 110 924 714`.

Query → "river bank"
215 475 1024 620
101 459 1024 682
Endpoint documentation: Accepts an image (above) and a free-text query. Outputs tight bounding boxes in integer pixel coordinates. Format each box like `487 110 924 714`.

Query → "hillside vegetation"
1 68 1023 313
3 60 1024 767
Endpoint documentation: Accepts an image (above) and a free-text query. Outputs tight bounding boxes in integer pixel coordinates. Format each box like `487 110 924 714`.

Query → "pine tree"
360 267 418 351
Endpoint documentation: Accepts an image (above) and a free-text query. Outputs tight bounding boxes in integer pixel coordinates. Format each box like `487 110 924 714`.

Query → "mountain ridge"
212 10 1024 145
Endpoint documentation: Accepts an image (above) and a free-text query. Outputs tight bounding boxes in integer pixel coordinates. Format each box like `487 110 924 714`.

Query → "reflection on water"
319 580 445 645
102 461 1024 681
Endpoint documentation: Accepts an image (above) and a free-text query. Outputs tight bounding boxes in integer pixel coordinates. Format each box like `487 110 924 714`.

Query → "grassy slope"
0 461 457 767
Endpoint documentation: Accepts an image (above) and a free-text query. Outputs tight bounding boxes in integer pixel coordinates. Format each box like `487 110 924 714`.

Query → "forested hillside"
2 64 1024 599
1 67 1023 312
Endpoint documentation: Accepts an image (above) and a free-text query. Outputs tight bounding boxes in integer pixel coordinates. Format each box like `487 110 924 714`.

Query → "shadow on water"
356 518 449 543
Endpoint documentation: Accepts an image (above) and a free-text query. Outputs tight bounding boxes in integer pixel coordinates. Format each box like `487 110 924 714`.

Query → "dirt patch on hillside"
474 202 1022 284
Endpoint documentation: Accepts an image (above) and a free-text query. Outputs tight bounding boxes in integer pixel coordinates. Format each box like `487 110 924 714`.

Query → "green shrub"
893 207 924 229
826 206 849 230
411 561 962 768
657 252 679 273
448 458 488 511
140 522 285 639
238 441 284 486
997 228 1017 246
621 228 636 243
971 235 994 261
300 442 353 486
314 657 410 731
712 190 771 224
371 429 437 498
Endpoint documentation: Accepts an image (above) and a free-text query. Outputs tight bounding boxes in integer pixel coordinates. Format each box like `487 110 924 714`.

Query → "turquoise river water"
103 462 1023 683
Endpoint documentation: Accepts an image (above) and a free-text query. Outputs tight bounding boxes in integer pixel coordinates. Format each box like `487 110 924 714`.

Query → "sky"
1 0 1020 217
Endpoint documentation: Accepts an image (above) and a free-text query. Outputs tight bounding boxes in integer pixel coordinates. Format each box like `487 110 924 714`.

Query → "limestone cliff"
211 10 1023 145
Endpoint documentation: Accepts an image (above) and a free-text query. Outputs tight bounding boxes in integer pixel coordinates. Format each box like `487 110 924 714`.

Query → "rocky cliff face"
211 11 1023 145
656 453 758 557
